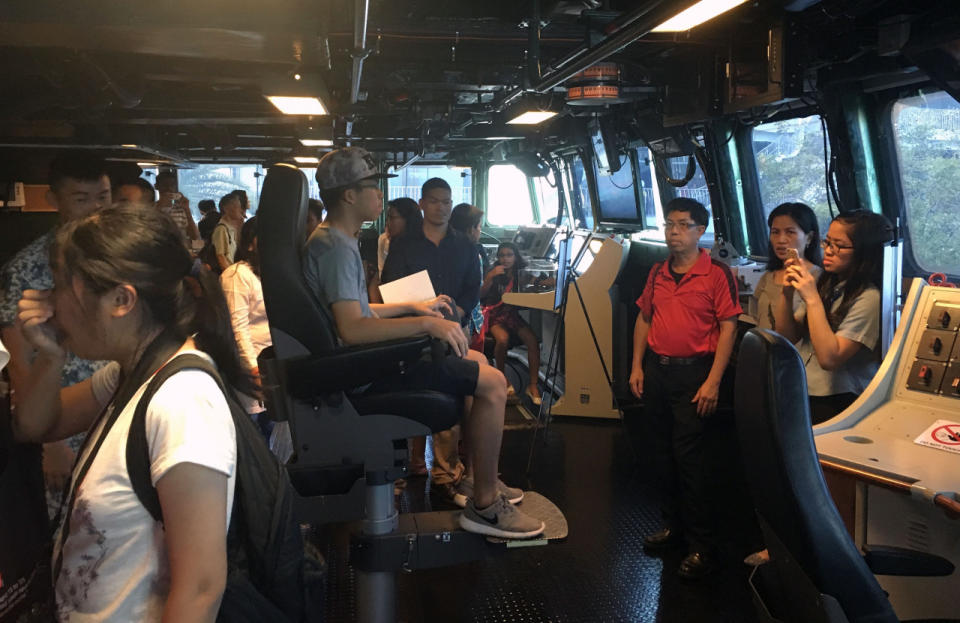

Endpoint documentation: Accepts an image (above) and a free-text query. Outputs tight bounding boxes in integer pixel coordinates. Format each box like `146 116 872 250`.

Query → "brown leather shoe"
643 527 684 550
678 551 717 580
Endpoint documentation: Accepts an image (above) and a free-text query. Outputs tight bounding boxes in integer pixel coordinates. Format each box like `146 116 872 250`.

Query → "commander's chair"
734 329 953 623
256 164 486 623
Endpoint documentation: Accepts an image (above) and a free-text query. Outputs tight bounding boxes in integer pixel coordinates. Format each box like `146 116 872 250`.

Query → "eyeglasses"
821 238 853 254
663 220 700 231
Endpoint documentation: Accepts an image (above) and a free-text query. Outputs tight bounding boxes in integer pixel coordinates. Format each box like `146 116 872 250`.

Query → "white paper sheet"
378 269 436 304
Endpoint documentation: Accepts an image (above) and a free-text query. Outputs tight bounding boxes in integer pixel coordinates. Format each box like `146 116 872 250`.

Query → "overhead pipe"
527 0 541 87
531 0 674 92
497 0 675 113
345 0 371 141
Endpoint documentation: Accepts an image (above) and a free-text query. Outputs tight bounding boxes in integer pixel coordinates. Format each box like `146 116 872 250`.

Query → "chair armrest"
862 544 955 577
282 336 431 398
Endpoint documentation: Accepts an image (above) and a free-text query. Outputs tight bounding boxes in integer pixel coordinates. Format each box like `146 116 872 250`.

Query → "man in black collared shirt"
382 178 480 327
381 178 489 506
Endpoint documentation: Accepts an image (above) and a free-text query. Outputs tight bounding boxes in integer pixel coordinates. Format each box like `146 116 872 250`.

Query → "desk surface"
816 403 960 498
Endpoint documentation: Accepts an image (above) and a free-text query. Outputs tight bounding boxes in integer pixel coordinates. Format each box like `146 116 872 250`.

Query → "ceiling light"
299 139 334 147
121 144 138 148
137 162 158 167
651 0 748 32
266 96 328 115
506 110 558 125
294 156 320 164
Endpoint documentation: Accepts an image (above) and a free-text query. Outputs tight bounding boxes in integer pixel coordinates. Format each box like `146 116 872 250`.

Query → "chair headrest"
257 164 339 357
735 329 894 622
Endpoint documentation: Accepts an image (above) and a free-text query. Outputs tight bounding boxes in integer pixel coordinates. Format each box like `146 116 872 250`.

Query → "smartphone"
786 248 800 263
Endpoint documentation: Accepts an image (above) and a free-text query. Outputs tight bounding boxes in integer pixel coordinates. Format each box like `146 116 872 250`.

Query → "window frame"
884 88 960 278
566 149 597 231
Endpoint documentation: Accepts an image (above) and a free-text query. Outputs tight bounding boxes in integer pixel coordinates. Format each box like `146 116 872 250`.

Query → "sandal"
525 387 542 405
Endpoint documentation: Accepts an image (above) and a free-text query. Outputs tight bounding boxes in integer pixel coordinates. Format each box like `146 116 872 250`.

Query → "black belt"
649 351 712 366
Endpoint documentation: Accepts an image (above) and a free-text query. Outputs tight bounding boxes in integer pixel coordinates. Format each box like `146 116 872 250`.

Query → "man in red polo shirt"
629 197 740 580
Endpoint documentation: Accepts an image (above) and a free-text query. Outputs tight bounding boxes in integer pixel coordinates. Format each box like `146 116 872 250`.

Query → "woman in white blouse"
220 217 272 435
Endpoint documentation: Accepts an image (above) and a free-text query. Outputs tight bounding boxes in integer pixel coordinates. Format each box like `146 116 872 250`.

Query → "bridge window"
387 165 473 206
662 155 714 235
177 164 264 217
636 147 661 228
532 169 561 226
567 155 595 230
751 115 831 232
487 164 534 226
891 90 960 275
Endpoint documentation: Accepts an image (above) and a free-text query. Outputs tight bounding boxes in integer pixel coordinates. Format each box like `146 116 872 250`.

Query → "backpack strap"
126 353 229 523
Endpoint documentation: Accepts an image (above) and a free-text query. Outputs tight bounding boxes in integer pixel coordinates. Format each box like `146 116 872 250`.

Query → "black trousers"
643 352 716 554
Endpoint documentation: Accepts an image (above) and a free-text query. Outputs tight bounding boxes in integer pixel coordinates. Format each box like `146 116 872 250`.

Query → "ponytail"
190 264 260 397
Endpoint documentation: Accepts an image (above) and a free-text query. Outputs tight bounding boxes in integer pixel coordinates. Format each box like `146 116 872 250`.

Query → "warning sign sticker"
914 419 960 455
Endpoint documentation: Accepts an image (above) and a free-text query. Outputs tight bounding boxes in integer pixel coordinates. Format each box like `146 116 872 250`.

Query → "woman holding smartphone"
750 202 822 331
775 210 893 424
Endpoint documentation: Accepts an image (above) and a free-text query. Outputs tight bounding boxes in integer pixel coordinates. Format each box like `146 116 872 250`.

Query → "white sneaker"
460 495 545 539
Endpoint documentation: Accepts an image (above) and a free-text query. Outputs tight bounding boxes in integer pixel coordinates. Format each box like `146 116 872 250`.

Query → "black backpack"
199 239 223 275
0 373 54 623
125 354 323 622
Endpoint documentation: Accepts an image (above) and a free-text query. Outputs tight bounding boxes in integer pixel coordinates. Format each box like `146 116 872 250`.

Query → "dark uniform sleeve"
453 243 481 321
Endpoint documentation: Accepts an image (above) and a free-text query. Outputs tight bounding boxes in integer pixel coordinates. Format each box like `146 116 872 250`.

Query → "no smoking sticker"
914 419 960 455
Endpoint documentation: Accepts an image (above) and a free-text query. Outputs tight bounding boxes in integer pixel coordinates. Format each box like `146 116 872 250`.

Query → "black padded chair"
256 164 485 623
734 329 953 623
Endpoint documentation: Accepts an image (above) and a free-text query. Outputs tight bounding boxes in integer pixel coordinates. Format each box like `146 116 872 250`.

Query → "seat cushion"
353 391 461 433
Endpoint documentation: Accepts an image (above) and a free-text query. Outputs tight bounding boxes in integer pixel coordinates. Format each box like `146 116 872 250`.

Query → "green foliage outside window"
752 116 833 234
892 91 960 276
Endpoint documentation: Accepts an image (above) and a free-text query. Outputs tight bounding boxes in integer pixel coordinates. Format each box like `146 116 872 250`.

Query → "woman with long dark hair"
377 197 422 275
14 204 253 621
775 210 893 424
481 242 542 404
750 202 823 330
220 216 274 437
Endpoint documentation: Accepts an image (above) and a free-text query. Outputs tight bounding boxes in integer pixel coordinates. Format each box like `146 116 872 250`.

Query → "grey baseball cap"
315 147 396 191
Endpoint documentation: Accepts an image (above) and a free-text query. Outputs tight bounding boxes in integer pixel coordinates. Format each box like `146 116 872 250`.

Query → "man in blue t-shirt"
302 147 543 539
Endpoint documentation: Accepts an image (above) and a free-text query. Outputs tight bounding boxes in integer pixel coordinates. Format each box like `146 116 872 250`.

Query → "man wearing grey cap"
303 147 544 539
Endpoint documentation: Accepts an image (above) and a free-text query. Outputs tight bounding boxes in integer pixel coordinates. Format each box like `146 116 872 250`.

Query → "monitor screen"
554 236 571 310
595 159 642 224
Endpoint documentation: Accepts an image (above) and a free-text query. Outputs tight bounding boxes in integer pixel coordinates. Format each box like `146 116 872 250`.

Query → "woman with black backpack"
13 203 256 622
